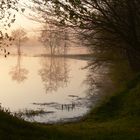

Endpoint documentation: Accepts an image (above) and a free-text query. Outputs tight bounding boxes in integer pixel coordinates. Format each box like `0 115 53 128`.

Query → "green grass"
0 75 140 140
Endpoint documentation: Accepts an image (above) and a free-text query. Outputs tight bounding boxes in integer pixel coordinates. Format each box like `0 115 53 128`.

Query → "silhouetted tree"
32 0 140 71
0 0 25 56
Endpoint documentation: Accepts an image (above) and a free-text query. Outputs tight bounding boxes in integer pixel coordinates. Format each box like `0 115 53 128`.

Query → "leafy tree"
0 0 18 56
32 0 140 71
0 0 25 56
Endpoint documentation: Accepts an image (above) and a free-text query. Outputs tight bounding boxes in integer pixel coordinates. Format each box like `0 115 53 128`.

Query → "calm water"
0 55 99 123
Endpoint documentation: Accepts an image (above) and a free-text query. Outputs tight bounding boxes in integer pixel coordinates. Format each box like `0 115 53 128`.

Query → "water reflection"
9 55 29 83
38 57 69 93
0 56 93 123
84 64 112 101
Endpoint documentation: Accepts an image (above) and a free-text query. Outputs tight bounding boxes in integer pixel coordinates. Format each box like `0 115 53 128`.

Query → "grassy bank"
0 75 140 140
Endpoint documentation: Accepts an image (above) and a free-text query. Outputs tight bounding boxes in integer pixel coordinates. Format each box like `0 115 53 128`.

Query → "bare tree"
39 25 69 55
11 28 28 55
9 28 29 83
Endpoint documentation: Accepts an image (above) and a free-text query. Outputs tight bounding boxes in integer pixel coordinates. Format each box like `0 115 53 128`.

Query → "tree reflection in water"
85 64 113 99
9 55 29 83
38 57 69 93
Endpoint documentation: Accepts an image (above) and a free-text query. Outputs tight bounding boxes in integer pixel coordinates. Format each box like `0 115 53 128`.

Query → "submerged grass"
0 74 140 140
15 109 47 118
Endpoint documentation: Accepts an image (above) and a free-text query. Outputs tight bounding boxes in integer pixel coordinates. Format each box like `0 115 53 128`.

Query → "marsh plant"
14 109 47 118
0 104 11 115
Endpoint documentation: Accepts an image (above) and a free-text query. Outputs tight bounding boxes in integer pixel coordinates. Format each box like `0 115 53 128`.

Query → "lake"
0 55 99 123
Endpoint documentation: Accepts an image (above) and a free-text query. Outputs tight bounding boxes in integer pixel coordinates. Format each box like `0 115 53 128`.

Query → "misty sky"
9 0 44 37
